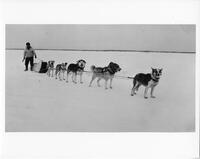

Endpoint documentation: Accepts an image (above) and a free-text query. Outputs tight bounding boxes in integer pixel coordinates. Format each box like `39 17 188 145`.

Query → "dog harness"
95 67 115 75
107 67 115 75
77 67 84 72
151 74 159 83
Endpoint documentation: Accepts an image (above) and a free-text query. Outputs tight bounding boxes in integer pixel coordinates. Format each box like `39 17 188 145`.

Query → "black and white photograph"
5 24 195 132
1 0 199 159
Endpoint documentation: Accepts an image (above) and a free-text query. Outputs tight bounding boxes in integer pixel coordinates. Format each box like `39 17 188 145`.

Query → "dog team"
46 59 162 99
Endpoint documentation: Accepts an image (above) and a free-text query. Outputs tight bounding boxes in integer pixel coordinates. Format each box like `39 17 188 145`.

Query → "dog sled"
32 60 48 73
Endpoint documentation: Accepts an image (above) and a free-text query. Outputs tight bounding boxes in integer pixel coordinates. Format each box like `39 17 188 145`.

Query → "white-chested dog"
55 63 67 81
131 68 163 99
89 62 121 89
47 60 55 77
66 59 86 84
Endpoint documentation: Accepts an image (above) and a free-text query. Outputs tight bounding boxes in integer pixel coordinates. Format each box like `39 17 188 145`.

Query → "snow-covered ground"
5 50 195 132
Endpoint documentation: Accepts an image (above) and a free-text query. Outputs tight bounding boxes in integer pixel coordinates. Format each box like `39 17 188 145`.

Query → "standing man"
22 42 37 71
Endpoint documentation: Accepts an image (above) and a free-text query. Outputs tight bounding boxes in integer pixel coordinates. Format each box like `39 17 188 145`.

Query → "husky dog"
89 62 121 89
131 68 163 99
55 63 68 80
66 59 86 83
47 60 55 77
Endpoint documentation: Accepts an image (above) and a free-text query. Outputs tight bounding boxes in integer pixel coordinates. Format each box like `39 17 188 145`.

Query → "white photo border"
0 0 199 159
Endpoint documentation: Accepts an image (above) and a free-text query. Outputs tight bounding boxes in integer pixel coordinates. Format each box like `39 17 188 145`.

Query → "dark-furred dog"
89 62 121 89
131 68 163 99
66 59 86 83
55 63 67 80
47 60 55 77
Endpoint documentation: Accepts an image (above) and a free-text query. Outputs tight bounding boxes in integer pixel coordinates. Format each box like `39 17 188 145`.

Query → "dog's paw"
80 81 83 84
131 94 134 96
105 87 108 90
110 86 112 89
151 96 156 98
144 96 148 99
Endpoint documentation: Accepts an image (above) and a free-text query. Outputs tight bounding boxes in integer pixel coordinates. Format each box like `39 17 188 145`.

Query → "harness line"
32 59 134 80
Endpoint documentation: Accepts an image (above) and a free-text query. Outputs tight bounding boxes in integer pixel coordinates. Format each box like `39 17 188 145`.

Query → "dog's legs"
57 71 59 80
150 86 156 98
66 71 69 82
97 78 101 87
71 73 73 82
80 72 83 84
74 73 77 84
72 73 75 82
109 78 113 89
131 85 137 96
49 70 51 77
61 71 64 80
105 79 108 89
63 71 65 80
47 69 49 77
51 70 54 77
48 69 50 77
59 71 62 81
144 87 149 99
131 87 134 96
89 75 96 87
59 71 63 81
135 83 141 91
55 71 58 79
131 81 138 96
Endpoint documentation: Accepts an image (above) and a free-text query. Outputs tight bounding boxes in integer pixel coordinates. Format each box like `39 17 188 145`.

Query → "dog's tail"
90 65 96 72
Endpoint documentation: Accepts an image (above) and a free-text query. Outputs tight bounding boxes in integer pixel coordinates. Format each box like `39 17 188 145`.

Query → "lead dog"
89 62 121 89
47 60 55 77
131 68 163 99
55 63 68 80
66 59 86 83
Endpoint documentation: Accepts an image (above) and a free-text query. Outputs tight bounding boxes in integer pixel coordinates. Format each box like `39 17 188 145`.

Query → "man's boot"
24 66 28 71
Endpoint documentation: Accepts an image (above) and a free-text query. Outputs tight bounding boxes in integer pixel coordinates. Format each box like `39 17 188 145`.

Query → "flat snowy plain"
5 50 195 132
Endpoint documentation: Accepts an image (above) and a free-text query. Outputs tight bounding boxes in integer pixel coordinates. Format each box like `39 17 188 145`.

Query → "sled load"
33 60 48 73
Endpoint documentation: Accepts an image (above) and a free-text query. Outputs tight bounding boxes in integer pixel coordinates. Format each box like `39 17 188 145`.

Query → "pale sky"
6 25 195 52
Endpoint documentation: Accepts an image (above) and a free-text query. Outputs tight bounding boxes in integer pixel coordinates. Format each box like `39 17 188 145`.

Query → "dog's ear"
109 62 114 65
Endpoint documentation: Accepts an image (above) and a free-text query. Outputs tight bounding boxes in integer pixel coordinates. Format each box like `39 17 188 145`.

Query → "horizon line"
5 48 195 54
